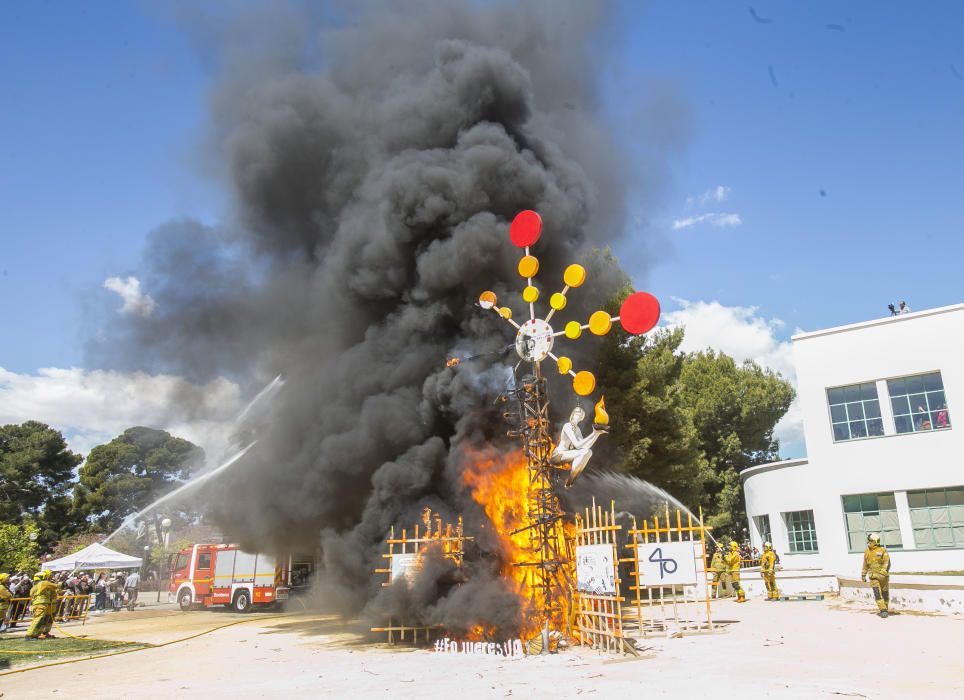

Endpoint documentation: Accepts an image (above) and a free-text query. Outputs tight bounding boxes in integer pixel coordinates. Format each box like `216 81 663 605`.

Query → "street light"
157 517 172 603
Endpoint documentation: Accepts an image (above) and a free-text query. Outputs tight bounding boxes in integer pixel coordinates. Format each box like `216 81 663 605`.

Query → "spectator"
113 572 127 611
124 570 141 611
94 573 108 612
936 403 949 428
60 573 78 622
916 404 932 431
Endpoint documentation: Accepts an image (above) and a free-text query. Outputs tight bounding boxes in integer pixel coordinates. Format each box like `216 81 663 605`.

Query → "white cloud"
686 185 731 207
0 366 244 460
103 276 157 318
672 212 742 230
662 299 804 453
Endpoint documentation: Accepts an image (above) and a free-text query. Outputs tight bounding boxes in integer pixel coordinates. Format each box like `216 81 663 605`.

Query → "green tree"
0 522 40 573
74 427 204 534
677 351 795 532
0 421 84 549
595 295 794 537
48 532 103 560
595 326 711 507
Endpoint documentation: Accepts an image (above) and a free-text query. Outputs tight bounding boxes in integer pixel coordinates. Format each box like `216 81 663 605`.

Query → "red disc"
619 292 661 335
509 210 542 248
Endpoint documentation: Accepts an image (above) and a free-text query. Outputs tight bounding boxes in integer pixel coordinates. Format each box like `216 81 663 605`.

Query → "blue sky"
2 2 963 456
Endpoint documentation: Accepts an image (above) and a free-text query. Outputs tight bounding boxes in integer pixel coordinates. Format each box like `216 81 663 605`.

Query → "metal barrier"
4 597 32 627
3 595 91 628
55 594 91 623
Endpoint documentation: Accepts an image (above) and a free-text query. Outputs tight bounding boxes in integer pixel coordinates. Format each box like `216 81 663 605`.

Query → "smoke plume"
96 1 675 636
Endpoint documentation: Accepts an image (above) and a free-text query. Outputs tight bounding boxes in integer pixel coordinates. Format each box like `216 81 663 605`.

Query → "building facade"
742 303 964 576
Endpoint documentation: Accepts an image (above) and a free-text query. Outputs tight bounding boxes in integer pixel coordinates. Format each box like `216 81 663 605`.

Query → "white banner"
575 544 617 595
391 553 420 585
636 541 699 587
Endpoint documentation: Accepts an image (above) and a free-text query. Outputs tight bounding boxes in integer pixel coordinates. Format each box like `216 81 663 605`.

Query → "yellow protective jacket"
0 582 11 610
29 581 59 611
862 545 890 578
710 552 724 573
723 550 742 573
760 549 777 574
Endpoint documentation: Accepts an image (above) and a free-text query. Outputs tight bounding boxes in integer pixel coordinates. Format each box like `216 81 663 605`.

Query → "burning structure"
100 1 685 645
474 209 660 647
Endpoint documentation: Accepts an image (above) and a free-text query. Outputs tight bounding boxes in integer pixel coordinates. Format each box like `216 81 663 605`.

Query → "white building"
742 302 964 578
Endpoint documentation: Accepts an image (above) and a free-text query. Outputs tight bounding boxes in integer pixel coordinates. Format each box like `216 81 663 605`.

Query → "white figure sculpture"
551 406 606 487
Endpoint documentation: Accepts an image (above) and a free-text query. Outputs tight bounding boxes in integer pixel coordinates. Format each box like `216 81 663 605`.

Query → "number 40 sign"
635 541 700 587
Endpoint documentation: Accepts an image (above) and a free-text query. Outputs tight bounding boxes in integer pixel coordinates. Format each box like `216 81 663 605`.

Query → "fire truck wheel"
178 590 193 612
232 589 251 613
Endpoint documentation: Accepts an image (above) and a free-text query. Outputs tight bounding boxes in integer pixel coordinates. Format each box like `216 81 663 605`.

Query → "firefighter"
724 541 746 602
760 542 780 600
709 548 726 597
0 573 12 632
25 570 60 639
862 533 891 617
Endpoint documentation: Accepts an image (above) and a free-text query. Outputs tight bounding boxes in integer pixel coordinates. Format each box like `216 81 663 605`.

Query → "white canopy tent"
44 542 143 572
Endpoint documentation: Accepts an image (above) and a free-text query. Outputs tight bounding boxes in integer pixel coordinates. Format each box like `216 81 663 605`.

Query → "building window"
754 515 772 545
784 510 819 553
842 493 902 552
827 383 884 441
888 372 951 434
907 487 964 548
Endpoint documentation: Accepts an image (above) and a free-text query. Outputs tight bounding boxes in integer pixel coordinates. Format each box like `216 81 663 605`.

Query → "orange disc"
573 371 596 396
518 255 539 279
479 291 497 309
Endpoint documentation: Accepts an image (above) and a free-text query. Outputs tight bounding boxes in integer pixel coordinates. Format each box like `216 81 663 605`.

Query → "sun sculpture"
477 209 661 651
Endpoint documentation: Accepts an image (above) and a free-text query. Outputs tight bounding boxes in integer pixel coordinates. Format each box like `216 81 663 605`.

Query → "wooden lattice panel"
625 504 714 638
572 499 636 655
371 508 469 644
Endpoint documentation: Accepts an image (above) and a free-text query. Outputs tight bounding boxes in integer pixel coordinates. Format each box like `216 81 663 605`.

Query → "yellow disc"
479 291 497 310
563 264 586 288
522 285 540 303
518 255 539 279
565 321 582 339
557 356 572 375
499 306 513 319
549 292 567 311
589 310 612 335
573 370 596 396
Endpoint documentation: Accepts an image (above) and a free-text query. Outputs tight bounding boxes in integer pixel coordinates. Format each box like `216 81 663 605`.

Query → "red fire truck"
168 544 308 612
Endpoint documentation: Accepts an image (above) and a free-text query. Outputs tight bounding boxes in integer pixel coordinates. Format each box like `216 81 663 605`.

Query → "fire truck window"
197 553 212 570
173 553 188 571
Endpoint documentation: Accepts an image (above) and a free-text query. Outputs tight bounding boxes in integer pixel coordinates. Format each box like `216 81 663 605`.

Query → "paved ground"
1 597 962 698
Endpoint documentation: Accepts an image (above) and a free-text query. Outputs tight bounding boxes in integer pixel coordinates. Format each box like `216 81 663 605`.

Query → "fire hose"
0 600 308 677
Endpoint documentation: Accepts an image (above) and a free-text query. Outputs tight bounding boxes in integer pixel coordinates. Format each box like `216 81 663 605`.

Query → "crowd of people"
0 567 143 640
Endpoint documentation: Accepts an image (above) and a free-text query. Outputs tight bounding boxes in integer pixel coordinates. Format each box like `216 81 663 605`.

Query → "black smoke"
95 1 680 636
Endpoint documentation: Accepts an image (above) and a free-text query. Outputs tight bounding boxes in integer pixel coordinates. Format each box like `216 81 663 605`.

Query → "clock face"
515 318 554 362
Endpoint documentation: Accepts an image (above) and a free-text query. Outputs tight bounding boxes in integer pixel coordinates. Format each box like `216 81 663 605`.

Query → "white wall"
743 304 964 576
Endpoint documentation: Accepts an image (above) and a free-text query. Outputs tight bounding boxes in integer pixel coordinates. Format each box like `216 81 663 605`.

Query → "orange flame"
446 357 461 367
461 446 573 640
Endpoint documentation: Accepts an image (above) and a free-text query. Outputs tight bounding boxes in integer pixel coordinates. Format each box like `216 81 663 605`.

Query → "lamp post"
157 518 172 603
